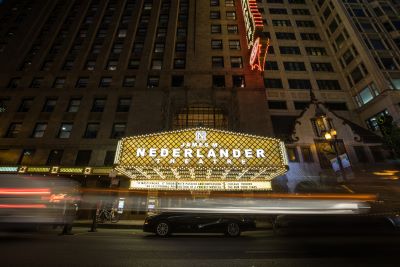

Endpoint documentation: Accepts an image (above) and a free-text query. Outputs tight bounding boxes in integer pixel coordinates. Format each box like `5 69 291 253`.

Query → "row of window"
6 74 248 89
6 121 127 140
264 78 341 90
8 96 132 114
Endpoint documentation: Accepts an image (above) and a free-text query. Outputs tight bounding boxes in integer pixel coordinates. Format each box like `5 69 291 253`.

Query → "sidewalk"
73 219 273 230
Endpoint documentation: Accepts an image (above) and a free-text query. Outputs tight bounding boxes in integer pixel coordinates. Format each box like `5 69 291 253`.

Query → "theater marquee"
114 128 288 191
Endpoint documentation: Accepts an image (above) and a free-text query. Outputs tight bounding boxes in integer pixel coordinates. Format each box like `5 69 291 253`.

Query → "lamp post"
324 128 347 182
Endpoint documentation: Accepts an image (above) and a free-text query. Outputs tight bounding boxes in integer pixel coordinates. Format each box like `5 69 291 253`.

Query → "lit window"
32 123 47 138
67 98 81 112
58 123 73 139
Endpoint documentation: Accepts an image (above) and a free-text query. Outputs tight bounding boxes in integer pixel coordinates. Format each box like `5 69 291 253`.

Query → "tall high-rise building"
0 0 398 192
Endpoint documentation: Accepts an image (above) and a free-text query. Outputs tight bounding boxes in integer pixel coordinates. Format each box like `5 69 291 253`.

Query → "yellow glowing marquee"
114 128 288 187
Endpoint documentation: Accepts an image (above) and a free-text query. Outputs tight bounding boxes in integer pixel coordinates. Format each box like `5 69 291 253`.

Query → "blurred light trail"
0 188 51 195
0 204 46 209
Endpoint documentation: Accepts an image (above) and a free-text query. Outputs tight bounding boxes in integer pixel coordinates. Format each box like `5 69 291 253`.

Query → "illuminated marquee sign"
241 0 263 48
130 180 272 191
114 128 288 186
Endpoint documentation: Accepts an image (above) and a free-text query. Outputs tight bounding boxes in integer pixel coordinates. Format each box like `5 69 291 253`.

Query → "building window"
294 101 309 110
279 46 301 55
58 123 73 139
147 76 160 88
265 61 279 70
173 104 228 129
151 60 163 70
226 11 236 20
6 123 22 138
212 56 224 68
175 42 186 52
227 25 238 34
47 150 63 165
232 75 245 87
225 0 235 6
83 123 100 138
91 98 106 112
154 43 165 53
311 62 334 72
317 80 341 90
211 24 221 33
288 79 312 89
18 98 34 112
32 123 47 138
117 98 131 112
85 60 96 70
104 151 116 166
106 60 118 70
283 62 306 71
306 47 327 56
67 98 81 113
128 59 140 69
230 57 243 68
42 61 54 71
276 32 296 40
53 77 66 88
30 77 43 88
228 40 240 50
75 150 91 166
74 76 88 88
211 39 223 49
99 77 112 87
118 29 127 38
62 61 74 70
174 58 186 69
210 0 220 6
112 43 123 54
264 78 283 89
210 11 221 19
171 75 184 87
111 123 127 139
42 98 57 112
272 20 291 26
268 101 287 109
213 75 225 87
123 76 135 87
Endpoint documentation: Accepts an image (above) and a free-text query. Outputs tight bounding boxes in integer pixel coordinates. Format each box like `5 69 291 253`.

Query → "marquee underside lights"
241 0 263 48
114 128 288 190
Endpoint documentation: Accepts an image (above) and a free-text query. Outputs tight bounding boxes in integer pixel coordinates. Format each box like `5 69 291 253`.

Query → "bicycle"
96 208 119 223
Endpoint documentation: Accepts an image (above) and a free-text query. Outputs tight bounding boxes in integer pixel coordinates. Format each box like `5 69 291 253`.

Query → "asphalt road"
1 227 400 267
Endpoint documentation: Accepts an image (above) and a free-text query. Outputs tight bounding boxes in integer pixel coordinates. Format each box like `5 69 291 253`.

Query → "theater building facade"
0 0 398 205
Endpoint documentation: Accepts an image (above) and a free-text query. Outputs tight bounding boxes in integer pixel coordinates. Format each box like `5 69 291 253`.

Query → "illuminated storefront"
114 128 288 191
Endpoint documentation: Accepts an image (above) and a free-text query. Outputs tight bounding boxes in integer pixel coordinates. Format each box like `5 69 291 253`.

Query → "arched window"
173 104 228 129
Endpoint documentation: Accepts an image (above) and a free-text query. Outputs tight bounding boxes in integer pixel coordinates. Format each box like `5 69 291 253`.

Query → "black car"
143 212 256 237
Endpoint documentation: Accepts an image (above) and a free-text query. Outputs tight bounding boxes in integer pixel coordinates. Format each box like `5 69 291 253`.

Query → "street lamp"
324 128 347 182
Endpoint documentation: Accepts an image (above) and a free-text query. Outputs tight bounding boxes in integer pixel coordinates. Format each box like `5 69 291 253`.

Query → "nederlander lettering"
135 148 266 159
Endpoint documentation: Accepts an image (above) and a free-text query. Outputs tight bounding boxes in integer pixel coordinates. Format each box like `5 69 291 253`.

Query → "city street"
1 227 400 267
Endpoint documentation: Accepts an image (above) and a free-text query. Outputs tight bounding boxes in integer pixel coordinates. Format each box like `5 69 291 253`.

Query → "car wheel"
155 221 171 237
225 222 241 237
